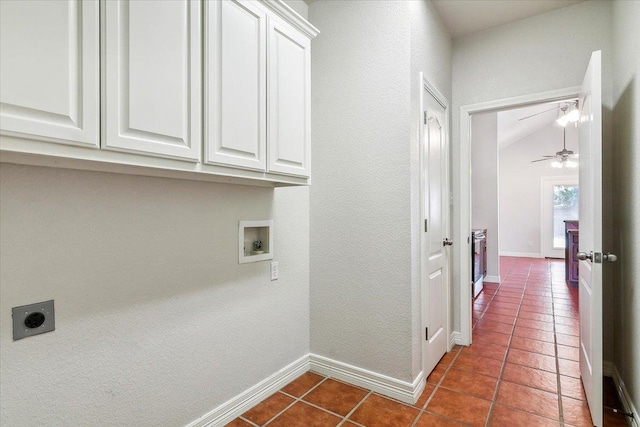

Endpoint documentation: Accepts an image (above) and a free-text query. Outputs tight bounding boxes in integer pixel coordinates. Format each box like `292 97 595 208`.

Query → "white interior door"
578 50 603 427
422 79 450 376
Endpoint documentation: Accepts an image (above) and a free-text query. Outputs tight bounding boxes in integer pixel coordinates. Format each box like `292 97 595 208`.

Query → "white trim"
498 251 542 258
260 0 319 39
609 363 640 427
458 86 582 346
186 355 310 427
309 354 420 405
419 72 452 387
451 331 463 346
540 176 579 259
484 275 501 283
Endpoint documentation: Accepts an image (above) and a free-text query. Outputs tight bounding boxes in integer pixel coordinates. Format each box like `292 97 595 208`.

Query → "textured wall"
471 112 499 278
451 1 613 342
409 0 453 378
309 0 414 382
0 165 310 426
611 0 640 414
498 124 579 256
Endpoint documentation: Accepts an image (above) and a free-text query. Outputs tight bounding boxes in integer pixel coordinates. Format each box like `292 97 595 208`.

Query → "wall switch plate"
270 261 279 281
12 300 55 341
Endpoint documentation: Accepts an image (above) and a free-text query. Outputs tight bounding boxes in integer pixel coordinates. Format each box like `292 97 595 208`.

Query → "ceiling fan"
518 100 578 122
531 126 578 168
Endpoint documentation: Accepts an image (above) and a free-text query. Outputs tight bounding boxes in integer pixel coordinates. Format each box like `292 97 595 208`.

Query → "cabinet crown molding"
261 0 319 39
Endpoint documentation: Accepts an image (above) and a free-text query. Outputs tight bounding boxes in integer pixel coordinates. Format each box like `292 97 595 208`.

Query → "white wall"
451 0 613 338
611 0 640 414
0 165 310 426
309 0 452 383
498 123 578 256
409 0 453 380
471 112 499 279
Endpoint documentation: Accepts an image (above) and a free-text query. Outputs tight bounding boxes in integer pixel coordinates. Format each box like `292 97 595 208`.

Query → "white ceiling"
497 100 576 149
432 0 585 38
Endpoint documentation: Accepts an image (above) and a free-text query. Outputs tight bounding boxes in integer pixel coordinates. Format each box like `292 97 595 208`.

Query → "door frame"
458 86 580 345
419 73 451 374
540 176 579 259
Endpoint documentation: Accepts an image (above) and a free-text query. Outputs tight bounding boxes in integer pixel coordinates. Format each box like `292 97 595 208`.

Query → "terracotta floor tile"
557 344 580 361
491 301 520 310
440 367 498 400
557 333 580 348
438 348 460 367
513 326 555 343
554 315 579 327
516 318 555 331
348 394 420 427
556 323 579 336
562 396 594 426
427 363 447 384
502 363 558 393
510 335 555 356
414 383 435 408
475 318 514 335
267 402 341 427
560 375 586 400
520 304 554 315
482 313 516 325
452 352 503 378
507 348 557 373
415 411 466 426
492 296 522 305
517 311 554 322
225 418 254 427
460 341 508 361
558 358 581 378
490 403 559 427
242 392 294 425
302 378 368 416
555 308 578 318
485 306 519 317
472 330 511 347
497 381 559 420
281 372 325 397
426 387 491 427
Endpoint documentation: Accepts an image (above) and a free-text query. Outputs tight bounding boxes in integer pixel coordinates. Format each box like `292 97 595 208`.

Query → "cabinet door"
205 0 267 171
0 0 99 147
267 15 311 177
103 0 201 161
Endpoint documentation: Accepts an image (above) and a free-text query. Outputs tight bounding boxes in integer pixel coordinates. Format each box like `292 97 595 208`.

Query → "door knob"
576 251 592 261
443 238 453 246
603 253 617 262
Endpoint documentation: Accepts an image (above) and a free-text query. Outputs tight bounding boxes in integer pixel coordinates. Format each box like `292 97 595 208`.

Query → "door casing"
457 86 580 345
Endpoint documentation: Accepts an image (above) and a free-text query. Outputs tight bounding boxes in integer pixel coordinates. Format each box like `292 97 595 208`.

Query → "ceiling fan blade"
531 158 555 163
518 106 559 121
542 155 556 158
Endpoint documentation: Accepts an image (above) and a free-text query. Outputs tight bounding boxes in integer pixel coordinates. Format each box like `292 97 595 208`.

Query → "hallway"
226 257 626 426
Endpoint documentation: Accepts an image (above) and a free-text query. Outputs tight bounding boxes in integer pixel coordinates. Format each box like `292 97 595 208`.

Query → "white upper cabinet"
102 0 201 161
204 0 267 171
267 15 311 177
0 0 99 147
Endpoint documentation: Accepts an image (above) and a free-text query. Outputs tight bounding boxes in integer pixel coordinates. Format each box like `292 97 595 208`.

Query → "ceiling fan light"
566 108 580 123
565 160 578 168
551 160 563 168
556 114 570 127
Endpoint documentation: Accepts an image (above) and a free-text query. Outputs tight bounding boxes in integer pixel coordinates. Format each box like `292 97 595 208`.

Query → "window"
553 185 579 248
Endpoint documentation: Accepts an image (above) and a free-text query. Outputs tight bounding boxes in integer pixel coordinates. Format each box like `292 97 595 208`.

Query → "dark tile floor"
226 257 630 427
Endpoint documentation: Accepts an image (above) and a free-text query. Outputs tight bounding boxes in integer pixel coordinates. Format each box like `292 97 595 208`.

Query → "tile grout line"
262 376 329 426
550 260 566 427
483 264 528 427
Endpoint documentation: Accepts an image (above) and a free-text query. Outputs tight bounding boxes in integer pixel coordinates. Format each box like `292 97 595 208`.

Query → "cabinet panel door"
103 0 201 161
205 0 266 171
267 16 310 177
0 0 99 147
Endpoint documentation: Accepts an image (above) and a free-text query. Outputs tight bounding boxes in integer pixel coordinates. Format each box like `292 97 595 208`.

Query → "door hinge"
425 327 429 340
424 111 427 124
425 219 428 232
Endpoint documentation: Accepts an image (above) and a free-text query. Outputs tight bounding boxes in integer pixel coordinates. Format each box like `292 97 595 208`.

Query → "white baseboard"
450 331 460 348
484 275 500 284
186 355 310 427
309 354 419 405
609 362 639 427
499 251 542 258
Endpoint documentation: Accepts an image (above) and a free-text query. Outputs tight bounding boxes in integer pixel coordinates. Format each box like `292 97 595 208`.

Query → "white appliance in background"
471 229 487 299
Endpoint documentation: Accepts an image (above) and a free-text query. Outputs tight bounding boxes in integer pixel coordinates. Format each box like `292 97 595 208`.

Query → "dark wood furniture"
564 220 579 286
